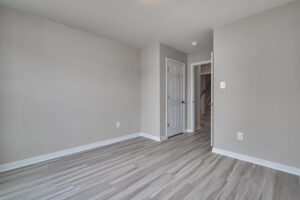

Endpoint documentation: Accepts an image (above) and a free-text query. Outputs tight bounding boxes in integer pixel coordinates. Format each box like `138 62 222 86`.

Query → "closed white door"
167 58 185 137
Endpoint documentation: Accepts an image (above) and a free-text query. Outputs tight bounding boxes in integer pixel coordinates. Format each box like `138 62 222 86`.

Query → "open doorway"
195 65 211 131
191 56 214 147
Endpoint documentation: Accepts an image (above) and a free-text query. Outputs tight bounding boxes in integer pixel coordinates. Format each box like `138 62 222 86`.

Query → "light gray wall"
160 44 187 138
0 7 140 164
140 43 186 138
214 1 300 168
186 51 211 131
140 43 160 137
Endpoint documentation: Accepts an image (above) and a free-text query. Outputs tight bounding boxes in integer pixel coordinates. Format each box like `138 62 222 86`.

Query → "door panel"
167 59 185 137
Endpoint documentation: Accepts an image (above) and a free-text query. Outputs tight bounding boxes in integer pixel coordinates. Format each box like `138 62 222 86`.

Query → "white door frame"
190 53 214 147
210 52 214 147
166 57 186 138
190 60 211 132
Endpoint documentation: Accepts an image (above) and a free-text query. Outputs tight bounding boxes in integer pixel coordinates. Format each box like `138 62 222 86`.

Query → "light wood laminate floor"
0 130 299 200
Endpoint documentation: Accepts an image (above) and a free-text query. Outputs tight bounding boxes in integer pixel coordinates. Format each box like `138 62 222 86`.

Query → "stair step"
200 122 211 128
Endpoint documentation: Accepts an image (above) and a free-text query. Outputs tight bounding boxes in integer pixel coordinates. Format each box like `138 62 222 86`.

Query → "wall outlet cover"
116 122 120 128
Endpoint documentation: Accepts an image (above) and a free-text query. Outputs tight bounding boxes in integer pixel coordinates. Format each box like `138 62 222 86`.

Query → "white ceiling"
0 0 294 53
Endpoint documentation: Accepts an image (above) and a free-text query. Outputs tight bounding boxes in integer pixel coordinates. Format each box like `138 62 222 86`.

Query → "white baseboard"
212 147 300 176
140 132 162 142
1 131 221 173
184 129 194 133
160 136 167 141
0 132 155 173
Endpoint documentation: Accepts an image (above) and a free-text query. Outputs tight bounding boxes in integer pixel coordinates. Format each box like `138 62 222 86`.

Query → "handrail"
200 89 206 98
205 82 211 94
200 82 211 98
200 82 211 117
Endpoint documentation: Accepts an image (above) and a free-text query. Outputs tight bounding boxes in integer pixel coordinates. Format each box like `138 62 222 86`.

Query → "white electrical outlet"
116 122 120 128
220 81 226 89
237 132 244 141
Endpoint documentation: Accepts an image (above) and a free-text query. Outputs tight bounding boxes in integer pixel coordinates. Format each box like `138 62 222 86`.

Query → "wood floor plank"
0 131 299 200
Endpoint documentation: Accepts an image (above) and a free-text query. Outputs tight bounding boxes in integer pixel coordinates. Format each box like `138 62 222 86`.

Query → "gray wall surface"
140 43 160 137
0 7 141 164
160 44 187 138
214 1 300 168
140 43 186 138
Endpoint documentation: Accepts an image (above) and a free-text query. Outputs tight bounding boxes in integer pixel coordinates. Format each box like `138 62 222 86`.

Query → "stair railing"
200 82 211 117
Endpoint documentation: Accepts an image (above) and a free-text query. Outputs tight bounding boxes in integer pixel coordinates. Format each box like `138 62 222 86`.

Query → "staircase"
197 74 211 130
200 103 211 128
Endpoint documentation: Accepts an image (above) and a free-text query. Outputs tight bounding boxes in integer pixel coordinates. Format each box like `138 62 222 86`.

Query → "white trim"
166 57 186 139
0 132 161 173
165 58 168 139
140 132 162 142
200 72 211 76
212 148 300 176
210 52 214 147
190 60 211 133
160 136 167 141
184 129 194 133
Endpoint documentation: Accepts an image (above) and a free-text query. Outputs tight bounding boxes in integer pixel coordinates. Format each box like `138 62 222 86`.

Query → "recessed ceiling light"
192 41 198 46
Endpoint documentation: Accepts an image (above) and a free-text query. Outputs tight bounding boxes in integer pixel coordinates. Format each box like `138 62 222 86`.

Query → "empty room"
0 0 299 199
